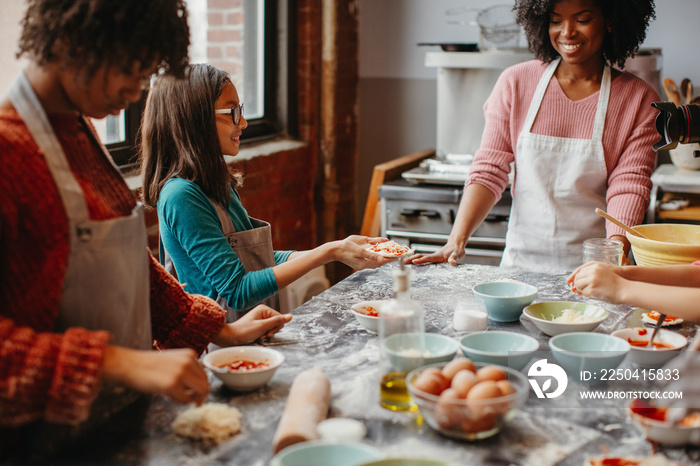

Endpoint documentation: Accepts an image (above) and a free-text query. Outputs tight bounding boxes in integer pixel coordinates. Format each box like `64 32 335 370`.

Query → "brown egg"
441 357 476 382
496 380 515 396
494 380 516 413
450 369 478 398
466 380 503 401
434 388 463 430
412 368 450 396
464 380 502 433
476 365 507 383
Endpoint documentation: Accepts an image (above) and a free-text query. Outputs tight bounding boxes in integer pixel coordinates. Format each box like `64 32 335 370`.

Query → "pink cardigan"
467 60 660 238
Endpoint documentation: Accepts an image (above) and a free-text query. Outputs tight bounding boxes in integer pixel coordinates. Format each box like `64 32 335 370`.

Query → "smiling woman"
407 0 659 274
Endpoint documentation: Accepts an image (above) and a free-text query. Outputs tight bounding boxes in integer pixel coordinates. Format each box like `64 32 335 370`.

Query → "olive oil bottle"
378 261 424 411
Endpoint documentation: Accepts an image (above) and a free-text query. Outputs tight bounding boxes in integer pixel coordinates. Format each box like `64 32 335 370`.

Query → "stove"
379 170 511 265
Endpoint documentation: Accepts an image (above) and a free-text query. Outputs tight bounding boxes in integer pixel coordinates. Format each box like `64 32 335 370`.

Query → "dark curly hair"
17 0 190 78
515 0 655 69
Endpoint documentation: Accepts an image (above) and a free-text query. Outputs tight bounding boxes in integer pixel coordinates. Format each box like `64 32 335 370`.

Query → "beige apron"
161 200 288 321
501 58 610 273
8 71 152 455
210 202 288 320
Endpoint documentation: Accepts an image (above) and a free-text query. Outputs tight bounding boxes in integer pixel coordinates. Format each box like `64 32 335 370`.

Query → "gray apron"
7 71 152 456
161 200 288 321
211 202 285 320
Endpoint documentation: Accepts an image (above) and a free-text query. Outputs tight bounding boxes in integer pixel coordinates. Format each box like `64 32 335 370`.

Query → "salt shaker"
582 238 623 265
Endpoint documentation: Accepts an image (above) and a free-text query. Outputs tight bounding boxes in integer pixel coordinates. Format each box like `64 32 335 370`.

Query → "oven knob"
449 209 456 224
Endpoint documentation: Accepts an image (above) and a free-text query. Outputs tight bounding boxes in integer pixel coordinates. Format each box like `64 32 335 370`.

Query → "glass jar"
378 268 424 411
582 238 624 265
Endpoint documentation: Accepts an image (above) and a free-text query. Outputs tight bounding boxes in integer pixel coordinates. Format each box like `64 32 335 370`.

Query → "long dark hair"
140 64 236 208
515 0 655 69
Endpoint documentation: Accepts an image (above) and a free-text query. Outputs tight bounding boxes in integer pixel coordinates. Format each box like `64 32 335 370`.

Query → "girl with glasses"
140 63 394 321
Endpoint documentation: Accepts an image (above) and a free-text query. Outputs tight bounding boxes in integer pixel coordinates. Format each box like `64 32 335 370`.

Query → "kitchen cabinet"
648 163 700 224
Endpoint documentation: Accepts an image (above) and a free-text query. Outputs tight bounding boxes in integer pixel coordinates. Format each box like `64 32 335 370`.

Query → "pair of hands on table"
102 304 291 406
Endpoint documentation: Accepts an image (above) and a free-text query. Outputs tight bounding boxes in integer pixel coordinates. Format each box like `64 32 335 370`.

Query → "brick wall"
206 0 244 86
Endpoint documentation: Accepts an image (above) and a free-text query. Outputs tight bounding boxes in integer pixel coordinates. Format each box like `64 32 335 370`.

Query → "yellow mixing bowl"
627 223 700 266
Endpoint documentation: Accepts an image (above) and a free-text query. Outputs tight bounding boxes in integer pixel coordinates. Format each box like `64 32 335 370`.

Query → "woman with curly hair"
408 0 659 273
0 0 290 459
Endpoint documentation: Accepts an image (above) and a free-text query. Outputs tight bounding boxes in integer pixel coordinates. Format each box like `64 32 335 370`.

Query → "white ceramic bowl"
669 143 700 170
628 399 700 446
611 327 688 368
350 300 385 333
458 331 539 370
383 333 459 372
202 346 284 391
271 440 382 466
472 281 538 322
523 301 608 336
549 332 630 384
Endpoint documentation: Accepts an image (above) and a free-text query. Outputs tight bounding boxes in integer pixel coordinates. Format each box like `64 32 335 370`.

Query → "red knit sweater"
0 109 226 426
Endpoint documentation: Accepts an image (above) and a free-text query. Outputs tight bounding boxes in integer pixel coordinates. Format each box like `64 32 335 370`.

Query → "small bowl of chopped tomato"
628 399 700 446
611 327 688 368
350 300 388 334
203 346 285 391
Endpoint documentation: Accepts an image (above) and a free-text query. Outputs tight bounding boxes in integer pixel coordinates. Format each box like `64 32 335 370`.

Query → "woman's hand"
405 238 466 266
213 304 292 346
331 236 396 270
102 346 210 405
566 261 626 303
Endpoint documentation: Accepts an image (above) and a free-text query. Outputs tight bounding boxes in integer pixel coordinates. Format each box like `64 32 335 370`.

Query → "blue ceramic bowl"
271 441 382 466
458 330 539 370
549 332 630 384
384 333 459 372
472 281 538 322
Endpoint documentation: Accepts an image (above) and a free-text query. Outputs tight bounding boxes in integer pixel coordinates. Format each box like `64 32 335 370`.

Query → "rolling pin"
272 366 331 454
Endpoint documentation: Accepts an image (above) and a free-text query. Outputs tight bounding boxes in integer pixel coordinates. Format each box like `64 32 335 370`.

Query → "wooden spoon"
681 78 693 105
663 78 681 106
594 208 649 239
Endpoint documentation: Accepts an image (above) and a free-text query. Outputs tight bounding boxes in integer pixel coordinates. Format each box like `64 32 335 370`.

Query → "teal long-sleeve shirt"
158 178 294 311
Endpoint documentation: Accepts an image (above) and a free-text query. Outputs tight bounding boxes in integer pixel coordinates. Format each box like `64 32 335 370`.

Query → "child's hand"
566 262 625 303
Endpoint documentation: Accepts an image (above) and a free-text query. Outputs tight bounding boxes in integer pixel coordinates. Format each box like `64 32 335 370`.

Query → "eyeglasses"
215 103 244 125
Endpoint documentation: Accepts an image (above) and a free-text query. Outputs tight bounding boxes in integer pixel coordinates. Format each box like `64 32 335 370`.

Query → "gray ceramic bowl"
549 332 630 384
472 281 538 322
458 330 539 370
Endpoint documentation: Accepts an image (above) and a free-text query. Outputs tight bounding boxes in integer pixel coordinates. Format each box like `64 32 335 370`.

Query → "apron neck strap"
7 70 91 224
522 57 611 143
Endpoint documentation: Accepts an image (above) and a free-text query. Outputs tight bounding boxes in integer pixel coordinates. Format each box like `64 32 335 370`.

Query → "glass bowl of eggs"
405 358 529 441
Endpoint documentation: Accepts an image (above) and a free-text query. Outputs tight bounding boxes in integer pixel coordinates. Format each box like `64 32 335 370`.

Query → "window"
0 0 285 170
99 0 282 169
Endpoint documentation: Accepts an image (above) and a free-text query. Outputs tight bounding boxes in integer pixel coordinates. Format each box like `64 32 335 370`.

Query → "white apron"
8 71 152 452
501 58 610 273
